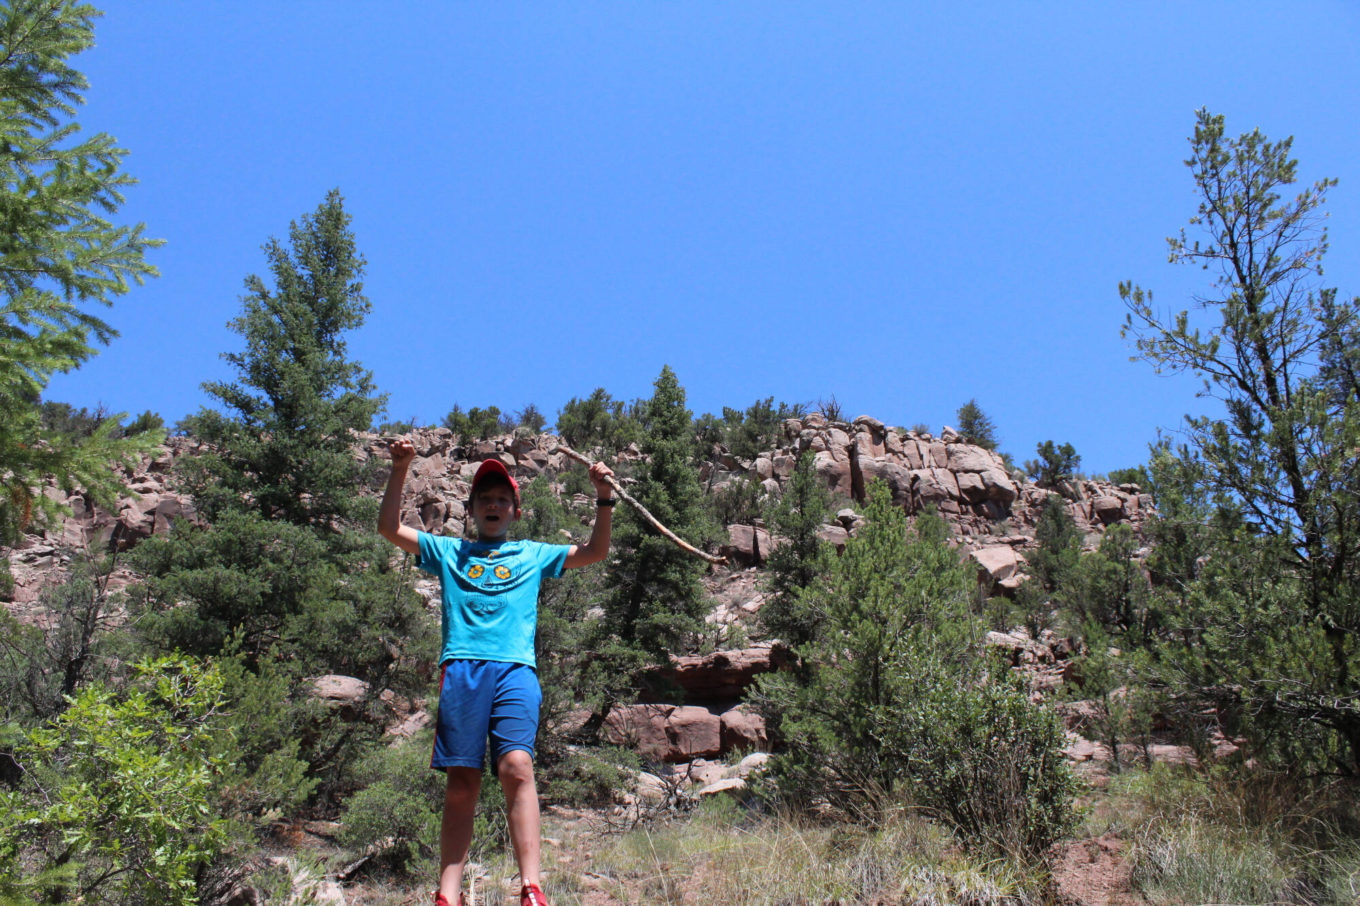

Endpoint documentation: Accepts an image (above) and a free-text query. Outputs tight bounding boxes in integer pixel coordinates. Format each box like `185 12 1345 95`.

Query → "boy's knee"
444 766 481 804
496 749 535 786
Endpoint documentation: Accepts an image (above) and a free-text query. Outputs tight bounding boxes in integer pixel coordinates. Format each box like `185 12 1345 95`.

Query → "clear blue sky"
44 2 1360 475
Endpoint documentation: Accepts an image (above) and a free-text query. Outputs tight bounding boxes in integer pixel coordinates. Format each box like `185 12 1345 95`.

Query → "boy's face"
471 483 519 540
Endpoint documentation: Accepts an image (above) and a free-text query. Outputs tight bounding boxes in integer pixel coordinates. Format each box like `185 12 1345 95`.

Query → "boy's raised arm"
564 461 615 568
378 438 421 555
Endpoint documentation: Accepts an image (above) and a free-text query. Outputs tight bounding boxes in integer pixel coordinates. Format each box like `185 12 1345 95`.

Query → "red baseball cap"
470 458 521 511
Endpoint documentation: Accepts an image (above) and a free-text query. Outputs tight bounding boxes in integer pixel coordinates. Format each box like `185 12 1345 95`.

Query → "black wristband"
596 497 616 507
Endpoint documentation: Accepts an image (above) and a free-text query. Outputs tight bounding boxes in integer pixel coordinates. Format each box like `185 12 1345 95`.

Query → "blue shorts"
431 659 541 772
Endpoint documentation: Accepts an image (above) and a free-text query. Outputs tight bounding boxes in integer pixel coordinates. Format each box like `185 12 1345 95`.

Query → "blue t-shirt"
416 533 571 669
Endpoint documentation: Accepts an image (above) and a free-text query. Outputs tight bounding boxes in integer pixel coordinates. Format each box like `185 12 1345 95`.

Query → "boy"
379 438 615 906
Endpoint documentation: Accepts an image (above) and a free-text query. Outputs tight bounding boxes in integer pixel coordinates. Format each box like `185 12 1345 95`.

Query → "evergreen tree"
600 366 716 659
955 398 999 450
1122 110 1360 772
720 396 804 461
757 483 1076 854
132 194 433 808
181 189 382 527
554 387 642 454
1024 440 1081 489
0 0 163 541
761 450 834 648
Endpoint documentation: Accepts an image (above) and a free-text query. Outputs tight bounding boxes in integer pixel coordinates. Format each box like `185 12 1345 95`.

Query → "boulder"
720 705 768 752
650 645 793 702
945 444 997 473
857 458 913 508
816 523 849 552
696 777 747 799
978 468 1019 505
912 468 960 506
813 450 853 496
971 545 1025 586
605 704 723 762
1091 495 1126 525
309 675 369 720
722 524 771 566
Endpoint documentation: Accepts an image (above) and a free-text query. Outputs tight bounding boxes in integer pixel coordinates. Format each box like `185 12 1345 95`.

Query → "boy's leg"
486 663 545 892
439 767 482 901
497 749 542 888
431 661 497 902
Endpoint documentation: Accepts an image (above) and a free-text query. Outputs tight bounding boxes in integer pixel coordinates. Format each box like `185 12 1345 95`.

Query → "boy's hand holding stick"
553 444 727 565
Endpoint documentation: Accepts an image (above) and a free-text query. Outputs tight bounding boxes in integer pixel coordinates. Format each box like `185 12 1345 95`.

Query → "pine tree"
132 196 432 806
758 483 1075 855
600 367 715 658
955 398 998 450
1122 110 1360 772
0 0 163 541
182 189 383 527
761 450 833 648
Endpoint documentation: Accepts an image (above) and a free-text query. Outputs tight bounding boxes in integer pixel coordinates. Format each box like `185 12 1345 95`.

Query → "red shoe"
433 893 469 906
521 883 549 906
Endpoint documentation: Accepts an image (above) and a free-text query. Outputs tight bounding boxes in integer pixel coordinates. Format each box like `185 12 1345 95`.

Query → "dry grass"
577 797 1042 905
1088 766 1360 906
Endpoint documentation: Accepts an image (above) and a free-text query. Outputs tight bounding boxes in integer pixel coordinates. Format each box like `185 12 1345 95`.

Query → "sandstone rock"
1054 699 1104 733
816 523 849 552
735 752 771 778
912 468 960 506
853 430 885 460
984 629 1052 665
605 704 675 760
651 645 792 702
1092 495 1126 525
634 771 671 804
309 675 369 721
945 444 997 473
722 524 771 566
972 545 1024 586
385 710 431 739
311 675 369 706
979 468 1019 505
683 758 728 786
697 777 746 798
857 458 913 508
665 706 723 761
852 415 885 433
605 704 723 762
1064 734 1114 764
956 471 988 503
720 704 768 752
813 451 853 496
1147 743 1198 767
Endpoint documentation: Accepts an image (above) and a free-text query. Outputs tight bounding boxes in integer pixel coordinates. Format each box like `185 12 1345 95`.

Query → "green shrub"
539 745 640 807
338 733 444 876
0 656 230 906
886 665 1078 859
711 475 763 527
758 483 1078 860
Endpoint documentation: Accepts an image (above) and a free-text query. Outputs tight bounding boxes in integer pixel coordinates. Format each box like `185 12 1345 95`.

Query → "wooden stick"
552 444 727 565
